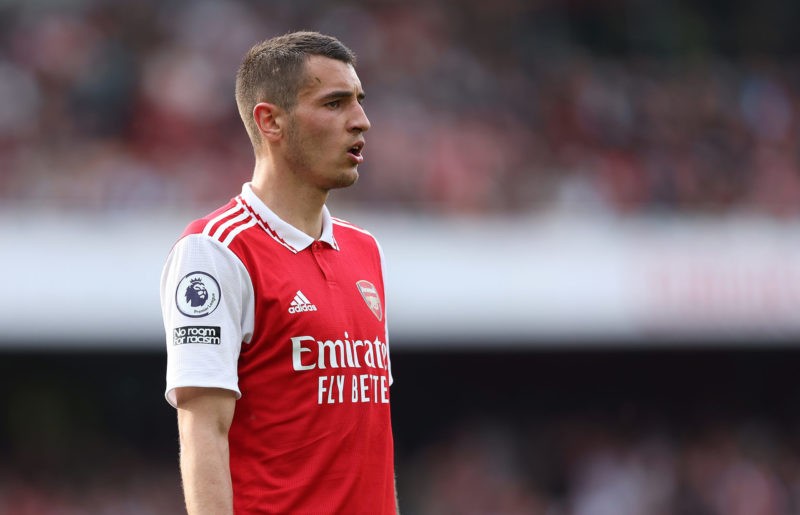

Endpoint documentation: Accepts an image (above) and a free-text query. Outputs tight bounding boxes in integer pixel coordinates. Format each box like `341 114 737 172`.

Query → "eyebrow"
319 90 366 103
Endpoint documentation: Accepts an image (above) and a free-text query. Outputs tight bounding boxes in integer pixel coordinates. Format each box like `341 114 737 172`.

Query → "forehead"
298 55 363 99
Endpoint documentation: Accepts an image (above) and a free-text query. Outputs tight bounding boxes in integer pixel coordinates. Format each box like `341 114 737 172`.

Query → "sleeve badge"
176 272 222 318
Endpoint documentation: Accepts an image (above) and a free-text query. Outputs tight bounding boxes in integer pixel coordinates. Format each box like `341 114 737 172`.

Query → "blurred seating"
1 0 798 217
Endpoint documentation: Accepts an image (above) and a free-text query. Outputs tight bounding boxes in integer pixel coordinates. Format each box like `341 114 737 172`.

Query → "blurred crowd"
1 0 799 216
3 414 800 515
401 415 800 515
0 459 183 515
3 2 800 513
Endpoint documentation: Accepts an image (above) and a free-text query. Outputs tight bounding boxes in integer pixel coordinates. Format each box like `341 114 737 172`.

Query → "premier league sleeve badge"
176 271 222 318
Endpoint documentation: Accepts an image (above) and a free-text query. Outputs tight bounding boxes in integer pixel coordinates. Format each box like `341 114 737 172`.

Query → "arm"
175 387 237 515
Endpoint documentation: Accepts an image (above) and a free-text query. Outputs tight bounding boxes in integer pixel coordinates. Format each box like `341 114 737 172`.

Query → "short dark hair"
235 31 357 148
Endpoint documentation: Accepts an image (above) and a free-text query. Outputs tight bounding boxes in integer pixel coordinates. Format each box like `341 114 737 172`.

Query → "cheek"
305 134 340 167
287 114 340 166
304 116 338 144
310 126 335 149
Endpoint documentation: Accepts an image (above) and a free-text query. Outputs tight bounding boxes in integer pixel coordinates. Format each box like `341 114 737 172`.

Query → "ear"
253 102 284 143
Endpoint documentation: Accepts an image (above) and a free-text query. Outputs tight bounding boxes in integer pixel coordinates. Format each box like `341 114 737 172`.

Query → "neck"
250 156 329 239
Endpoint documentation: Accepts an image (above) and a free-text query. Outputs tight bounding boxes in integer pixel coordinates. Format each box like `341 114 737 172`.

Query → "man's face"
282 55 371 191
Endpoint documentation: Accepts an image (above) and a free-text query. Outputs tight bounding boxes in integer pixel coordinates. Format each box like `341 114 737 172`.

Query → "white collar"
240 183 339 252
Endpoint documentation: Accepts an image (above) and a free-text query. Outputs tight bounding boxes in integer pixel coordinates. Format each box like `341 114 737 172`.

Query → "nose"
350 103 371 133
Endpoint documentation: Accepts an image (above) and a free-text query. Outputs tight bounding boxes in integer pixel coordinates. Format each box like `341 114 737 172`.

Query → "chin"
330 169 359 190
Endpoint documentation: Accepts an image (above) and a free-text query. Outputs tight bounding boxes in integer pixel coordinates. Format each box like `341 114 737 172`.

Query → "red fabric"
185 197 395 514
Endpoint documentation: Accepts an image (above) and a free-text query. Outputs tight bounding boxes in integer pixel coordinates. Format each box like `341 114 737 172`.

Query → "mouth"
347 141 365 163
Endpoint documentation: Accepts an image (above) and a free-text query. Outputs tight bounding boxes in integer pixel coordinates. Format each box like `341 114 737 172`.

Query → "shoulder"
180 198 240 238
165 197 259 276
331 217 387 269
179 197 258 248
331 216 380 246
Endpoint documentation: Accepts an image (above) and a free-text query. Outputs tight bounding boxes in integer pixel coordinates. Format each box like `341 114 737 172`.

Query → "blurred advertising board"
1 211 798 349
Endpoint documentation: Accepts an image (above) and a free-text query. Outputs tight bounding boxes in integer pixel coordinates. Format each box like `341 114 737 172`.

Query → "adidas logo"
288 290 318 314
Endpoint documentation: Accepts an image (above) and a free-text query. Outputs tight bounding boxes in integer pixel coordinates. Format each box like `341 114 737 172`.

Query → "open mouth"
347 142 364 158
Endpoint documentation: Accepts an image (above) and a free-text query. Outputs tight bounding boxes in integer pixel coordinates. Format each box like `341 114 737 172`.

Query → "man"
160 31 397 514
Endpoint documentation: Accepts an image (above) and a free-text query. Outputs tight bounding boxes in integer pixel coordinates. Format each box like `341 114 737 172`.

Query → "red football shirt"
161 183 395 514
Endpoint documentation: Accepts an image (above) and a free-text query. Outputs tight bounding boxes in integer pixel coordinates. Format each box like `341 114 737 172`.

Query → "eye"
325 100 340 109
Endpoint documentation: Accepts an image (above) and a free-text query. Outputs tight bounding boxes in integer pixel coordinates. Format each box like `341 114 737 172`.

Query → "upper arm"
160 234 255 407
175 386 237 436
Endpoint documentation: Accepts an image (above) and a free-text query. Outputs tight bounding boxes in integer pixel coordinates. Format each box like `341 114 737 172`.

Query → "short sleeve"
160 234 255 407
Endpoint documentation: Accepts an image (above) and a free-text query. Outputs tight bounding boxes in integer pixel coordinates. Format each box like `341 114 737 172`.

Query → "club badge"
356 280 383 321
176 271 221 318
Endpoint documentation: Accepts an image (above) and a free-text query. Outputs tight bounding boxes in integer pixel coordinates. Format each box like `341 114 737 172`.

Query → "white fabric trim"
202 204 243 237
222 218 258 247
240 183 338 251
211 202 250 241
161 234 255 407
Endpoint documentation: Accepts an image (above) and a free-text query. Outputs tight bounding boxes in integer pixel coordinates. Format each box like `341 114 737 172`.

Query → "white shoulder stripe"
211 209 251 241
221 217 258 247
332 218 374 238
202 203 245 236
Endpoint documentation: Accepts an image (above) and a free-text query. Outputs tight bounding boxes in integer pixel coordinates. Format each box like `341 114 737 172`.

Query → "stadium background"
2 0 800 513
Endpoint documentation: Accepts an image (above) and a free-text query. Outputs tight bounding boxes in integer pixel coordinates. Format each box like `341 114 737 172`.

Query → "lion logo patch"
176 272 221 318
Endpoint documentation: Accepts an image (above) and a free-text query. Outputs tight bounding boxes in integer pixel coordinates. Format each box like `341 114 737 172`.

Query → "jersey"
160 183 395 514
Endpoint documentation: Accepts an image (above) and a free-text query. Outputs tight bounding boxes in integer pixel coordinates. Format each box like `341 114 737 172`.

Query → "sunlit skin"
250 56 371 238
173 47 379 515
